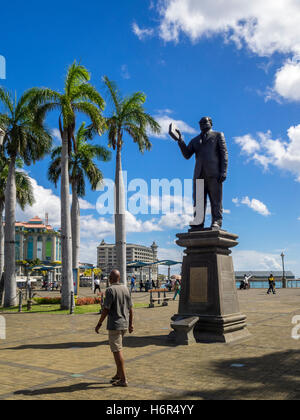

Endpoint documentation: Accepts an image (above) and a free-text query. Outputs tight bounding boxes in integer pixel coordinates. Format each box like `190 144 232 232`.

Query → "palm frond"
15 170 35 210
65 62 90 97
0 87 14 114
72 102 104 132
71 83 105 111
102 76 122 115
47 156 61 188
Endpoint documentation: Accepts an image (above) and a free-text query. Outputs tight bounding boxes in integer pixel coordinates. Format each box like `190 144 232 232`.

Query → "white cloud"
78 198 95 210
232 250 281 271
124 211 163 233
235 134 261 155
16 178 97 228
132 22 154 40
51 128 61 144
273 59 300 101
152 113 197 139
80 215 115 239
235 125 300 181
80 240 98 265
233 196 271 216
17 177 61 227
157 0 300 56
157 247 183 275
135 2 300 102
158 212 192 229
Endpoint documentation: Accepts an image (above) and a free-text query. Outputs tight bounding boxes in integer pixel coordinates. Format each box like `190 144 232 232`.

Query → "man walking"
95 270 133 387
94 278 101 294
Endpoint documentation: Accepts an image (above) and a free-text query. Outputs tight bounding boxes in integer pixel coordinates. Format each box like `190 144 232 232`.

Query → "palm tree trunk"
4 157 17 307
0 200 4 305
60 130 73 309
115 147 127 286
71 181 80 270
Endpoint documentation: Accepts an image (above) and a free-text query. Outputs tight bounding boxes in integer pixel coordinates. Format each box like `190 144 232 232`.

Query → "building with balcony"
15 216 61 263
97 240 159 281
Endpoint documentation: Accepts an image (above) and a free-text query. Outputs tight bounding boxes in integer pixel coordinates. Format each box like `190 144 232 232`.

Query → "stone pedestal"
170 229 250 344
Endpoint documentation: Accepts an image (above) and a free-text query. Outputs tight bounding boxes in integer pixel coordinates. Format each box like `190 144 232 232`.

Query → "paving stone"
0 289 300 400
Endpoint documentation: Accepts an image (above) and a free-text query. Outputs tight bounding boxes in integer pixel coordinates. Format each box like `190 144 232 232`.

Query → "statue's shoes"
211 222 221 230
189 224 204 232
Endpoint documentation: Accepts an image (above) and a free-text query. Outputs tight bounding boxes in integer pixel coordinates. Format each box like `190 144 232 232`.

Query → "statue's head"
199 117 213 133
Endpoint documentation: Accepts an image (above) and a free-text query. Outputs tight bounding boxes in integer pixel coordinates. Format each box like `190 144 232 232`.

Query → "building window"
27 237 33 260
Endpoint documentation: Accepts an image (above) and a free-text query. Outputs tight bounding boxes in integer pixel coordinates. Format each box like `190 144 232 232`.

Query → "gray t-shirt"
104 283 133 330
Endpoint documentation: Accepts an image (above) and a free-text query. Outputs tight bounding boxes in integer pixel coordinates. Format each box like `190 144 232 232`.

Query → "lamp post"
281 252 287 289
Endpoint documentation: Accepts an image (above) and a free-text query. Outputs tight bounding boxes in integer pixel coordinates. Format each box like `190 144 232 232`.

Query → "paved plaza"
0 289 300 400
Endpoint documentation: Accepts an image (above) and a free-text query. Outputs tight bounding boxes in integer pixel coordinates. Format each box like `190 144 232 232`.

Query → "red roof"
15 216 54 231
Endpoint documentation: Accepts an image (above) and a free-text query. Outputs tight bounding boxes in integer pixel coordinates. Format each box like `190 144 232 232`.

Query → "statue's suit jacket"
178 130 228 180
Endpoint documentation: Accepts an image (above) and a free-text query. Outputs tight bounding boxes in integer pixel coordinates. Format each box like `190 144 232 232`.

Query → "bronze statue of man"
169 117 228 230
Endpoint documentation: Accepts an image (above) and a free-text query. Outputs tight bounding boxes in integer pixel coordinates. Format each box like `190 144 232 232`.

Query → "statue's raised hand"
169 123 182 142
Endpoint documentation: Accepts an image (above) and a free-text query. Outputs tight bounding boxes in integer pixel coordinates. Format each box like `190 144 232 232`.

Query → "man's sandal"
112 379 128 387
110 375 120 383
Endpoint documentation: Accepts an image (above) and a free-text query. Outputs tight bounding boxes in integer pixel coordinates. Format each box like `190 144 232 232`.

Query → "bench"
149 289 172 308
170 316 199 345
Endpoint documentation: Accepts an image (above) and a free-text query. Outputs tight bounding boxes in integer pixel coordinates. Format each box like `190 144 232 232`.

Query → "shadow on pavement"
165 349 300 400
123 335 174 348
4 341 109 350
14 382 110 396
5 335 173 350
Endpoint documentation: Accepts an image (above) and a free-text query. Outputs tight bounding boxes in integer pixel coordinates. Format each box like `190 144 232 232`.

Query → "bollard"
27 287 32 312
70 291 75 315
18 290 23 313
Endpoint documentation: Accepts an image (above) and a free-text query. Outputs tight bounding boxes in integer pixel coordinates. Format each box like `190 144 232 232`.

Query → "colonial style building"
97 240 159 281
15 216 61 263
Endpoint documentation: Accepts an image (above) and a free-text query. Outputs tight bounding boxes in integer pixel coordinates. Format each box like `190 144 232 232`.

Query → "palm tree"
48 122 111 271
0 88 51 307
29 62 105 309
0 157 34 305
103 76 161 285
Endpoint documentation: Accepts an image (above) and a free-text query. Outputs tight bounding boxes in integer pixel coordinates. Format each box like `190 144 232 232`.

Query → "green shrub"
34 297 61 305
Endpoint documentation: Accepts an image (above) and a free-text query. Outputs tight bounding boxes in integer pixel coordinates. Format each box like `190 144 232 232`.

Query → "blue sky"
1 0 300 275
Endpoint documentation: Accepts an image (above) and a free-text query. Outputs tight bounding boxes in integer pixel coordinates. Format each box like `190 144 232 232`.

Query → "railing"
236 279 300 289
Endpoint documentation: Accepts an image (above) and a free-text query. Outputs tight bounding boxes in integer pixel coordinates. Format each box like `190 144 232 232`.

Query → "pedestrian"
95 270 133 387
166 280 172 292
267 273 276 295
94 278 101 294
130 276 137 293
173 279 181 301
139 279 144 292
152 279 156 289
240 274 252 290
145 279 151 292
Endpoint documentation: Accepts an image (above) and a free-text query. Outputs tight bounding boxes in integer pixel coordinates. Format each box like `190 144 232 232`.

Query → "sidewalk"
0 289 300 400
